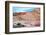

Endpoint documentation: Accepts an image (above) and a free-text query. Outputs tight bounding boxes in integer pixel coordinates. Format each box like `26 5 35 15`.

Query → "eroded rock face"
13 8 40 27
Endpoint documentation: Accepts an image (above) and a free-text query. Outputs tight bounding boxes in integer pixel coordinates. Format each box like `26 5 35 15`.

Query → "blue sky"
13 7 35 13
